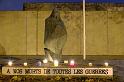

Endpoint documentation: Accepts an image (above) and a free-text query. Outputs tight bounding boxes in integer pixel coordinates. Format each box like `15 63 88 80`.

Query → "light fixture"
43 59 48 64
54 60 59 67
8 61 13 66
88 63 93 66
24 62 28 66
64 60 68 64
104 62 109 67
70 60 75 66
37 61 42 66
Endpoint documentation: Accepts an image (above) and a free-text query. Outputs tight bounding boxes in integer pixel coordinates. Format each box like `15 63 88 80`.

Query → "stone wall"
0 11 123 55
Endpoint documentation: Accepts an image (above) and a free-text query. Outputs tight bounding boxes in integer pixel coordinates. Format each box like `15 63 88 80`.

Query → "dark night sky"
0 0 124 10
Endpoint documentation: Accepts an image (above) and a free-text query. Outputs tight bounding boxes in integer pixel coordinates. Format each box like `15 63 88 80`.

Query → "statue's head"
50 7 60 19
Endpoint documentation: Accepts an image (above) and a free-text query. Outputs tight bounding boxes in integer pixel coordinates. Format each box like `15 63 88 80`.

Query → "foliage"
0 75 122 82
11 76 21 82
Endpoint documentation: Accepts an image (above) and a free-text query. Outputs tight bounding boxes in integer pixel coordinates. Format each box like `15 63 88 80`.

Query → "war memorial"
0 1 124 82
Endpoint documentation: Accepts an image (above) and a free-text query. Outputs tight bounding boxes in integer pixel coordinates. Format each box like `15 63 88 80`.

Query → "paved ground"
0 55 124 81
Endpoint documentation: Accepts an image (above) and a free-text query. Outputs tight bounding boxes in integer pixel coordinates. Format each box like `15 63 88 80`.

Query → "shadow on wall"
0 43 6 55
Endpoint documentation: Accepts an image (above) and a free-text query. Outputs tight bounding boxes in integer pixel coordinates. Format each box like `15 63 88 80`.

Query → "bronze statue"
44 8 67 62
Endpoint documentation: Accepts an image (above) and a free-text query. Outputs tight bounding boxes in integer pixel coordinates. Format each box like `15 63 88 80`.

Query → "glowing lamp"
8 61 13 66
64 60 68 64
24 62 28 66
37 61 42 66
88 63 93 66
54 60 59 67
70 60 75 66
104 62 109 67
43 59 48 64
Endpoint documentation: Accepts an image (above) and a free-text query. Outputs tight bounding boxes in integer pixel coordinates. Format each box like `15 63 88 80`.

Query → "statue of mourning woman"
44 7 67 62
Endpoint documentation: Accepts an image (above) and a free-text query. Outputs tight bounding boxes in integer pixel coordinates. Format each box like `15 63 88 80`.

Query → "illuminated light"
104 62 109 67
54 60 59 67
70 60 75 66
43 59 48 64
64 60 68 64
37 61 42 66
8 61 13 66
24 62 28 66
88 63 93 66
